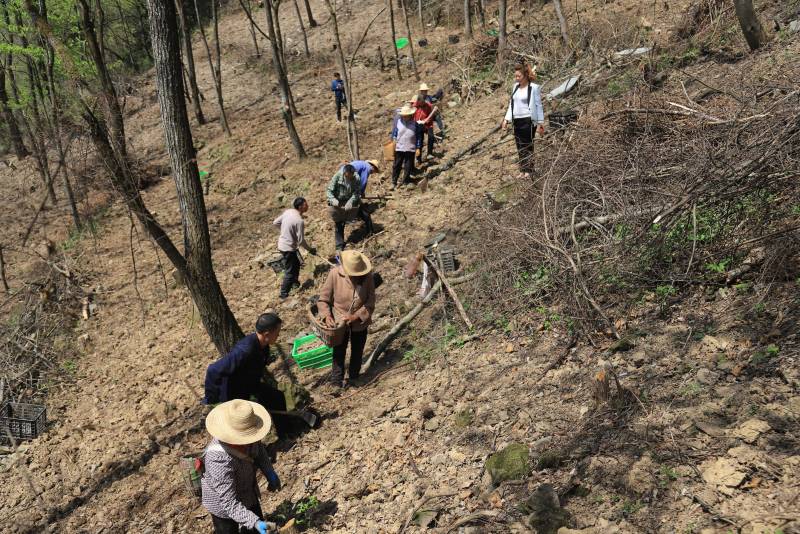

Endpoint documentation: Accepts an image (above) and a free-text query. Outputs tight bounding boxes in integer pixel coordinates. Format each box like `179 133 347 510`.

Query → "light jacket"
317 265 376 332
326 167 361 206
391 116 424 152
504 82 544 124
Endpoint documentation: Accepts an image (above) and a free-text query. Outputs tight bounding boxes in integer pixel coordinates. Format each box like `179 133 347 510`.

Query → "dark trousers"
336 97 346 121
512 117 535 174
334 208 373 250
392 151 415 185
253 384 290 438
331 328 368 383
211 502 263 534
280 250 301 298
422 128 435 156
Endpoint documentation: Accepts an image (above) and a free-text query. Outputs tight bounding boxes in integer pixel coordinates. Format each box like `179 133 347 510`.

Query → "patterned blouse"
201 438 273 529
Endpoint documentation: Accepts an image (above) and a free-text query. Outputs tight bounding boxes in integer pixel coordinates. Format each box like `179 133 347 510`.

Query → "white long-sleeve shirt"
504 82 544 124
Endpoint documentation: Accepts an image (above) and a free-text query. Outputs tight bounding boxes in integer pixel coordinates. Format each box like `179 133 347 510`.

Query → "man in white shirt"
273 197 317 300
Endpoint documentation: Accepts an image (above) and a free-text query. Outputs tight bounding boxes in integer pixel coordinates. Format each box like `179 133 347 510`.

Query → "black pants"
336 97 346 121
512 117 535 174
391 151 415 185
334 208 373 250
331 328 368 383
422 128 435 156
280 250 301 298
211 502 263 534
253 385 291 438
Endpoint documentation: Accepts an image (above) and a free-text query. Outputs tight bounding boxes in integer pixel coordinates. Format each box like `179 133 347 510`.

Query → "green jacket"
326 168 361 206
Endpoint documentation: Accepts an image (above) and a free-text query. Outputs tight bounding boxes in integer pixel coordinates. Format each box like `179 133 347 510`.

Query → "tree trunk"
734 0 767 51
244 0 261 57
193 0 230 135
0 66 29 159
146 0 246 354
476 0 485 28
498 0 506 57
263 0 306 158
324 0 359 159
552 0 569 47
463 0 472 39
176 0 206 124
387 0 402 80
302 0 317 27
292 0 310 57
416 0 422 31
271 0 299 117
399 0 419 80
77 0 128 161
211 0 230 134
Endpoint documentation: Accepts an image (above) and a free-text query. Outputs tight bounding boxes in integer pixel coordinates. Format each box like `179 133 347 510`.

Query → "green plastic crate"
291 334 333 369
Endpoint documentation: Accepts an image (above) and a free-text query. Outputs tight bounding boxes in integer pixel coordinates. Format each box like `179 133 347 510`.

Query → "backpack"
509 84 533 121
180 452 205 499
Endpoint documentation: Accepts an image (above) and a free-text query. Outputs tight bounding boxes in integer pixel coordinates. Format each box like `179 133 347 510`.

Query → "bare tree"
552 0 569 47
175 0 206 124
498 0 506 57
263 0 306 158
146 0 249 354
0 65 29 159
193 0 230 135
324 0 358 158
463 0 472 39
268 0 299 117
387 0 402 80
302 0 317 27
399 0 419 80
292 0 310 57
734 0 767 51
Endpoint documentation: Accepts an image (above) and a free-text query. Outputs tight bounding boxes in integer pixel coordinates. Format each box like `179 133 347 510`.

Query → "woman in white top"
501 62 545 179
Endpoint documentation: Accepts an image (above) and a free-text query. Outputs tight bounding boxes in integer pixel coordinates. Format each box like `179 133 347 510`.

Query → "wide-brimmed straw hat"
366 159 381 172
399 105 415 116
206 399 272 445
419 82 430 91
340 250 372 277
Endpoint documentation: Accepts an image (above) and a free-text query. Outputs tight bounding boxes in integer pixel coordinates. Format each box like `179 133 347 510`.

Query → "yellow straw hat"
340 250 372 277
399 104 415 116
419 82 430 91
205 399 272 445
366 159 381 172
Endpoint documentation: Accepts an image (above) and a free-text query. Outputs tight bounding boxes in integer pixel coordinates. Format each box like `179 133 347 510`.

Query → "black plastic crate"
549 110 578 129
426 245 457 274
0 402 46 443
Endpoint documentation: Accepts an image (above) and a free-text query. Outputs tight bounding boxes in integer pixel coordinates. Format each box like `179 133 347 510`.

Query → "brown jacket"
318 265 376 332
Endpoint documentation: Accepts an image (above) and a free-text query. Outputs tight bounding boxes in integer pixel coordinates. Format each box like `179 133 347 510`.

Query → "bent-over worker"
327 164 374 251
202 399 281 534
273 197 316 300
318 250 376 388
203 313 292 435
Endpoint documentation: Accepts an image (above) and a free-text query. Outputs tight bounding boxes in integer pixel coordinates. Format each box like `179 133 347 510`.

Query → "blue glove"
266 468 281 491
257 521 278 533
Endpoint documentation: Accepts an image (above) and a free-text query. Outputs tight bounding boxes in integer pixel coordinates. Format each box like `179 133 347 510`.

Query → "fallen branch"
400 489 458 534
424 257 472 329
443 509 504 532
362 271 478 371
426 125 502 178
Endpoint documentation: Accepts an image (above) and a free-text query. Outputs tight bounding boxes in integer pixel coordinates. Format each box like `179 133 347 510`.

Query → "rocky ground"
0 0 798 532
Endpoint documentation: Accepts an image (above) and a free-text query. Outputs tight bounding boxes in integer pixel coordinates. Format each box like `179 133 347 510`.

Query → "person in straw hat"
318 250 376 388
390 104 423 189
410 93 438 162
418 82 445 137
202 399 281 533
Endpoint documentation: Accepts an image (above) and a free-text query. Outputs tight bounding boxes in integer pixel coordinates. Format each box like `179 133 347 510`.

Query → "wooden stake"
424 256 472 329
0 245 9 293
